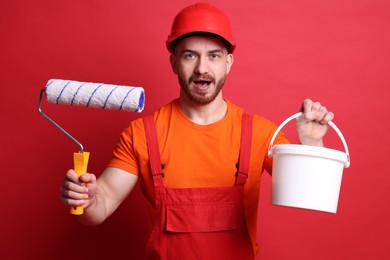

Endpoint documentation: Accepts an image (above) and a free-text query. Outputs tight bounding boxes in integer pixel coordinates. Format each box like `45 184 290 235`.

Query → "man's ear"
226 53 234 75
170 54 178 75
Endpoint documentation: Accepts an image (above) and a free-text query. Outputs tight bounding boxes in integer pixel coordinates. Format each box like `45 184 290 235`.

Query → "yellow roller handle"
70 151 90 215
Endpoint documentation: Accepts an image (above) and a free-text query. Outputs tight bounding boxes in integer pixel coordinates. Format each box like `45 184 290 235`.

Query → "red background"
1 0 389 259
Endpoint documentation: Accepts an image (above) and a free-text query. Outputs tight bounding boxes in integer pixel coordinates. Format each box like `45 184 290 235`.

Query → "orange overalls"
142 113 254 260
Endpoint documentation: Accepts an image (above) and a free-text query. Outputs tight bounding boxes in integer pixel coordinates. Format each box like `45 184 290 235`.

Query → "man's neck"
178 94 227 125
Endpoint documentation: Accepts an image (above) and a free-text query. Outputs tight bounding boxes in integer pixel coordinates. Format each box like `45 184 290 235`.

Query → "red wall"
1 0 389 259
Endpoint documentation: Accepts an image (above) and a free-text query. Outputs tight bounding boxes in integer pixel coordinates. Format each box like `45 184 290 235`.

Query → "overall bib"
142 113 254 260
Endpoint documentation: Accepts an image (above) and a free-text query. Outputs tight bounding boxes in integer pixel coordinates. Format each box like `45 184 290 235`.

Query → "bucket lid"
271 144 349 166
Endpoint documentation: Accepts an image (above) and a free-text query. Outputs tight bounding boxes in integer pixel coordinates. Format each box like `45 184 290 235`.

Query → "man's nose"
194 56 210 74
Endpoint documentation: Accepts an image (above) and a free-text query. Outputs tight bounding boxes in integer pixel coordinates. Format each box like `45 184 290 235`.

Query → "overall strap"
142 115 164 188
235 112 253 186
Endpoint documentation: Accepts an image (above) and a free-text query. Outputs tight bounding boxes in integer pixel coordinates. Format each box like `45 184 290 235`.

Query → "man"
61 3 334 259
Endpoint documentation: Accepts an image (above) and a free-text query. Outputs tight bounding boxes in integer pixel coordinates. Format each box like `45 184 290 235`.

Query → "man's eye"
184 53 195 59
210 53 221 60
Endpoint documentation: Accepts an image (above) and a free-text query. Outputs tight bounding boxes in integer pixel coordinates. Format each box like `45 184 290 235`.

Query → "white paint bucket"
268 112 350 213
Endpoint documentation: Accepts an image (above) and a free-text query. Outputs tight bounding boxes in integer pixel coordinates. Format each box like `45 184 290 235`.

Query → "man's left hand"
296 99 334 147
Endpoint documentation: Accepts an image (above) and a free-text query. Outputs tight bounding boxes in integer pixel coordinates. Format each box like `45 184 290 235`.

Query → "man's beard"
178 74 225 105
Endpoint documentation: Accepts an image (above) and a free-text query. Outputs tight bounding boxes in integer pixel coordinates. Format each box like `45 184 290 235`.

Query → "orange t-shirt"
108 99 289 255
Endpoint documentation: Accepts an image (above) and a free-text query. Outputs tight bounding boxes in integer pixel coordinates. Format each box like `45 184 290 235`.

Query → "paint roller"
38 79 145 215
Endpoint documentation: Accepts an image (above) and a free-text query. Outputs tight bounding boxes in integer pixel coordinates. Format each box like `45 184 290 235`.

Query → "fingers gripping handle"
71 152 90 215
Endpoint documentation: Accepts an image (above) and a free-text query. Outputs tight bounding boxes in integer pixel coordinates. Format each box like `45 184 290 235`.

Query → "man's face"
170 35 234 105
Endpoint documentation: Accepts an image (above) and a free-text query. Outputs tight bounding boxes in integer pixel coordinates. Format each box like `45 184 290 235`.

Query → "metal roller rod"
38 89 84 153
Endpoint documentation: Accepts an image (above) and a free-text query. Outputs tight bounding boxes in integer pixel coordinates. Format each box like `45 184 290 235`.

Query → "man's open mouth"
193 79 212 87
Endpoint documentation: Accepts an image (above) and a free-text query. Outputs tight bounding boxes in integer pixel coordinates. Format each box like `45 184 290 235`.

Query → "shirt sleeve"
263 130 289 174
254 115 290 175
107 124 141 176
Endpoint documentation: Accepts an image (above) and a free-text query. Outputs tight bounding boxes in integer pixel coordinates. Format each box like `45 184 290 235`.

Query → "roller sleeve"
45 79 145 112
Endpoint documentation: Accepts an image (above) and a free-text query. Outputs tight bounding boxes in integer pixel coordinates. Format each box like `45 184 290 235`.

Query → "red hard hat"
166 3 236 53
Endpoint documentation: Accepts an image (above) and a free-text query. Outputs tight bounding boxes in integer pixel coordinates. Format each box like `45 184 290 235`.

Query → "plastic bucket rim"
272 143 349 164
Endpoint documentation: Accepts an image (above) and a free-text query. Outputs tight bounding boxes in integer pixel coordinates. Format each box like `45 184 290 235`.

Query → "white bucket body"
271 144 347 213
268 113 350 213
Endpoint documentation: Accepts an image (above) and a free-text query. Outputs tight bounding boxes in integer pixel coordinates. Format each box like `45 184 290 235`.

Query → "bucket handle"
268 112 350 168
